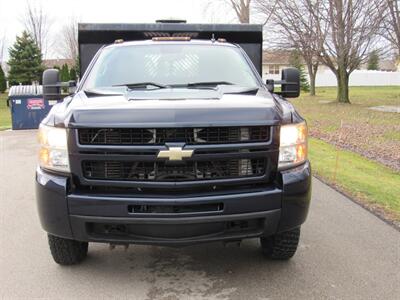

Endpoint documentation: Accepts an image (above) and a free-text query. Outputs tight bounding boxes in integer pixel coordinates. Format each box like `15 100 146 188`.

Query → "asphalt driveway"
1 130 399 299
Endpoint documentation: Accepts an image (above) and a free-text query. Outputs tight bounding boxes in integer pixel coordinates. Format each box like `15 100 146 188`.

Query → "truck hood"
48 88 287 128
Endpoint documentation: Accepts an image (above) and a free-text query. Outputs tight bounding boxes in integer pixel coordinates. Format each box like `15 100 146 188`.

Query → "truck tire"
260 227 300 260
48 234 88 265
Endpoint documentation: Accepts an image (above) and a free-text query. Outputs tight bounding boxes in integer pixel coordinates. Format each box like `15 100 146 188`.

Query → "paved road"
1 130 399 299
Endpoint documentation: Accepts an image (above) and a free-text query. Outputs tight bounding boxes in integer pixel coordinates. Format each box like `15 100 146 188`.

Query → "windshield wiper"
187 81 234 88
187 81 234 87
113 82 168 89
113 81 235 91
168 81 235 89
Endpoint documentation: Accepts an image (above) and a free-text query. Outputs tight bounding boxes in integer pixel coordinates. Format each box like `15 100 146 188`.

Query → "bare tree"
58 18 79 60
228 0 251 23
205 0 251 23
0 33 5 63
22 1 51 55
255 0 320 96
381 0 400 55
304 0 385 103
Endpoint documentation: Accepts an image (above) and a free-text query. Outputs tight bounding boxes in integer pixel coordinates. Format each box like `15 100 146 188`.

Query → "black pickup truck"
36 23 311 265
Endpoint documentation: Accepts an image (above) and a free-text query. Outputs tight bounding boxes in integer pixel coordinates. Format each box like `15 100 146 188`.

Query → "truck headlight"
38 124 70 173
278 122 308 169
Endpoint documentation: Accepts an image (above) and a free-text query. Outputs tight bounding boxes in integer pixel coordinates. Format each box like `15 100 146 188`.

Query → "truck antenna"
211 33 216 43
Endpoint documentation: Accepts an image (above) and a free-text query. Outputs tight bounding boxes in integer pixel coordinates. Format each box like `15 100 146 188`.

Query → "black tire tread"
48 234 88 265
260 227 300 260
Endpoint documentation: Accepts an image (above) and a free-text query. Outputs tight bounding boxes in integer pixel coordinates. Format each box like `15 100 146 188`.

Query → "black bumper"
36 161 311 246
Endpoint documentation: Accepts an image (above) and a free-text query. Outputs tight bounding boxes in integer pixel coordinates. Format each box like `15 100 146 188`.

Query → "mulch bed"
310 121 400 172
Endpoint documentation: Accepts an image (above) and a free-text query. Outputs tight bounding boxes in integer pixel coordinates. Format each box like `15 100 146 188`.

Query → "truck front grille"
71 126 278 191
82 158 267 182
78 126 270 145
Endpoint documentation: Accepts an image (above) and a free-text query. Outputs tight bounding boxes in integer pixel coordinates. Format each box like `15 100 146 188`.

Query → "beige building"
43 58 75 69
262 50 291 78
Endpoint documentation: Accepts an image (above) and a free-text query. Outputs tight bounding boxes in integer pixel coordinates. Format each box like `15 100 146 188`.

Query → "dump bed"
78 23 263 76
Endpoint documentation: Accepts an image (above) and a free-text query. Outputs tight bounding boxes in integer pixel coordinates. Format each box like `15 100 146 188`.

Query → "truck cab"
36 23 311 265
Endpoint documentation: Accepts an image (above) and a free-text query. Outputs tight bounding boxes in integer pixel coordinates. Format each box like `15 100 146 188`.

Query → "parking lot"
1 130 399 299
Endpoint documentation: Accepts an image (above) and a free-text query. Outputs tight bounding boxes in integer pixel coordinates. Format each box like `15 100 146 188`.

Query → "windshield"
82 44 260 90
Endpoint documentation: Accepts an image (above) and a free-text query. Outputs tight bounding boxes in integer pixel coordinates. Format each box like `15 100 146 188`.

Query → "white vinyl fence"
315 70 400 87
263 69 400 87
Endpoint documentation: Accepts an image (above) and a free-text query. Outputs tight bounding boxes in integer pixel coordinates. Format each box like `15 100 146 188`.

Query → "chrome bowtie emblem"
157 146 194 161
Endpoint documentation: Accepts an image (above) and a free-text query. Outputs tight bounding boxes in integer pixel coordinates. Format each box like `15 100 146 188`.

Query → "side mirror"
265 67 300 98
43 69 61 101
42 69 77 101
281 68 300 98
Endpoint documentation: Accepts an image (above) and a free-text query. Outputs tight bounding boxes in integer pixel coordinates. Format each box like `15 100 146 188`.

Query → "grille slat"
82 158 266 182
79 127 270 145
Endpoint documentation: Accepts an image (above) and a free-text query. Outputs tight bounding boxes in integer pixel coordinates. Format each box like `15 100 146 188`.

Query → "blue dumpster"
8 85 61 130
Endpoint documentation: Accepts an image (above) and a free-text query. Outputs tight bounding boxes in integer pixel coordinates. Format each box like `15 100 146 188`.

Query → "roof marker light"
152 36 191 41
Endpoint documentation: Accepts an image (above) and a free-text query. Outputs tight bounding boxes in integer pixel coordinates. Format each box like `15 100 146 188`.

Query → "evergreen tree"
0 65 6 93
367 51 380 70
7 31 43 85
289 50 310 92
69 67 77 81
60 63 70 81
75 55 80 78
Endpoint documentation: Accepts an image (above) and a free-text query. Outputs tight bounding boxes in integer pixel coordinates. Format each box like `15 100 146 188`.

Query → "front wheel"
260 227 300 260
48 234 88 265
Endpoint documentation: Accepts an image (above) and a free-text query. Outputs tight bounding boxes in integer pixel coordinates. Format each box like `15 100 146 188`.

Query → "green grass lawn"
298 86 400 106
0 93 11 130
309 138 400 222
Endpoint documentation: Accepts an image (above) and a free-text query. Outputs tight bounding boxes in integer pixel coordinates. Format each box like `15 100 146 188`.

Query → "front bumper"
36 161 311 246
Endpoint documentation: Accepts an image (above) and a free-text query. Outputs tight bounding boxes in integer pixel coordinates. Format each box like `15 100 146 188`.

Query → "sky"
0 0 239 60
